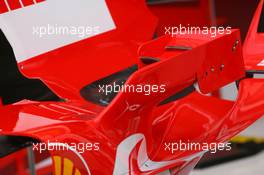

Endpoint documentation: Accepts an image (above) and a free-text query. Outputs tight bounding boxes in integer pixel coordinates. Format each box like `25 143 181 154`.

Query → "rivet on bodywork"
232 39 239 51
220 64 225 71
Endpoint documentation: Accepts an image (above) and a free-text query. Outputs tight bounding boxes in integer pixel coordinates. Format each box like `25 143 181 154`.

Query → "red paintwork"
0 149 51 175
148 0 216 36
18 0 157 101
0 0 264 175
0 0 46 13
244 0 264 71
1 31 263 174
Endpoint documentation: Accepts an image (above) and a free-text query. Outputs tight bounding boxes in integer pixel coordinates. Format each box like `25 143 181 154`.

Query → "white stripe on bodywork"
18 0 25 7
257 59 264 66
113 133 205 175
0 0 116 62
35 158 53 170
3 0 11 11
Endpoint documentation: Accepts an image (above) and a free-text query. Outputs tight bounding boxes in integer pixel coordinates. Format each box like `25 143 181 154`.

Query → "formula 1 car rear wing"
98 30 245 125
138 30 244 94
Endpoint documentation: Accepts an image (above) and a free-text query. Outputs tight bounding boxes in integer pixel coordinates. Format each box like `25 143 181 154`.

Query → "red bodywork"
0 0 263 175
244 0 264 72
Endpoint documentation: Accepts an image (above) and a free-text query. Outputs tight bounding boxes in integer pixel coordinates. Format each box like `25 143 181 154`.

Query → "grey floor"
191 117 264 175
192 151 264 175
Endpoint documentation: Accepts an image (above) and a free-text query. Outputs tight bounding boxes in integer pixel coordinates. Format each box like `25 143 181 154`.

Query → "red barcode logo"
0 0 45 14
